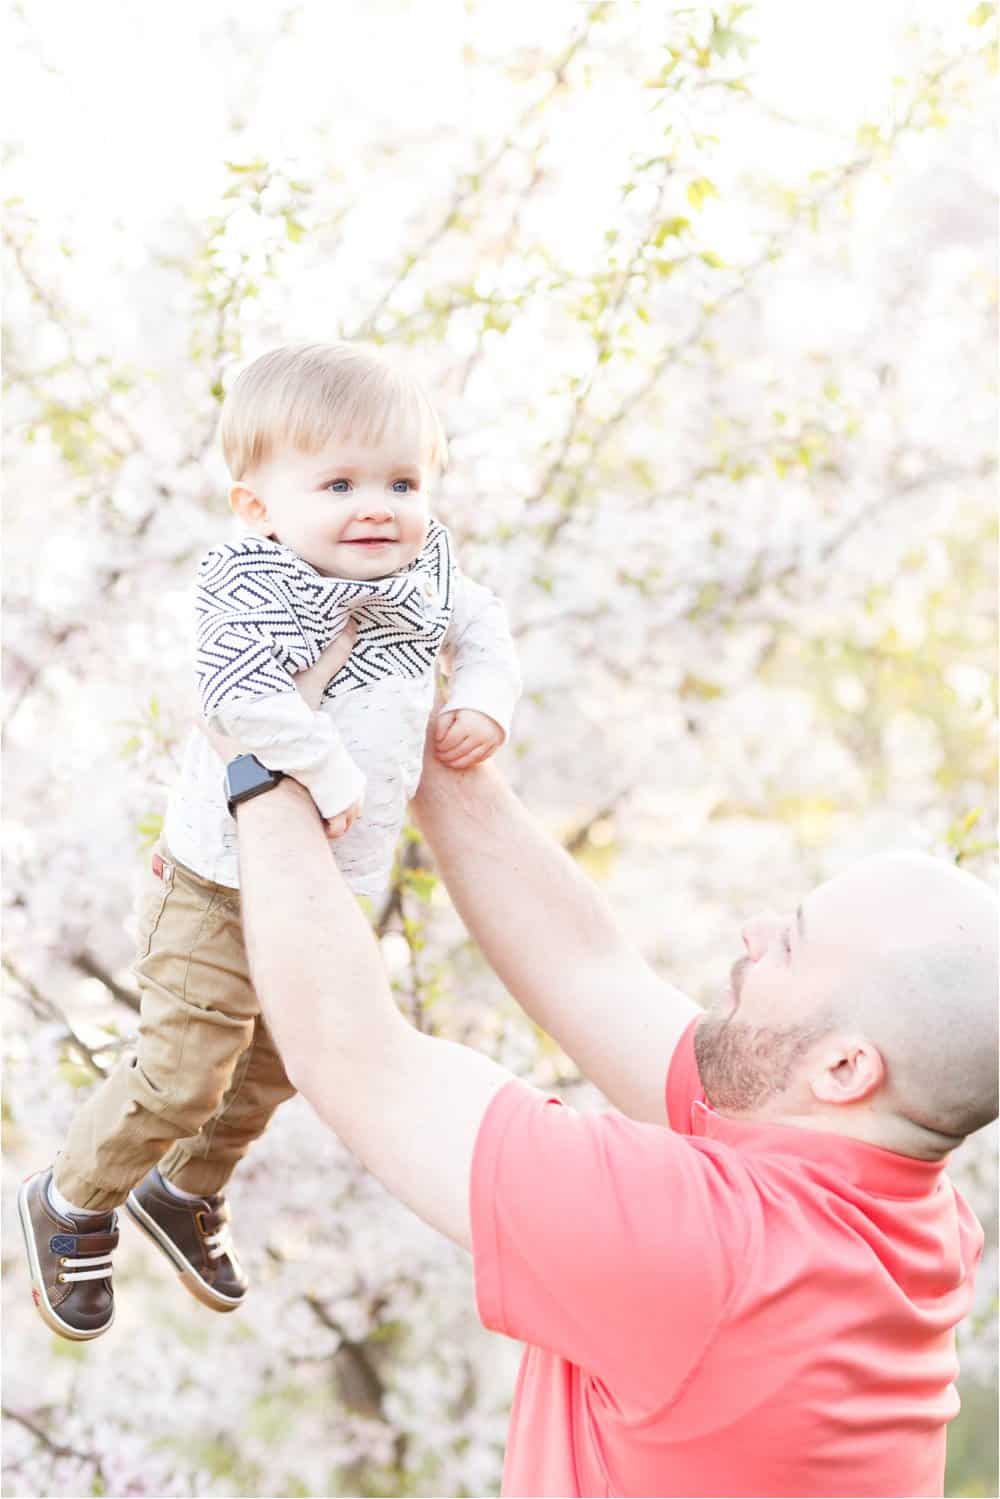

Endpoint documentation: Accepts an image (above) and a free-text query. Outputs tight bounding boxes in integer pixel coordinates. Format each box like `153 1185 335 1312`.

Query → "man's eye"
391 479 416 493
327 479 351 493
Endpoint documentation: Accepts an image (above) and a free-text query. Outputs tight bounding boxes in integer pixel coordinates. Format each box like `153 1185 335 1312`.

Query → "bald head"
823 853 998 1146
837 941 997 1140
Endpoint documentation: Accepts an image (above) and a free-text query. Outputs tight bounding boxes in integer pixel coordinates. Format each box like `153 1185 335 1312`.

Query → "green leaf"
653 215 690 245
679 673 723 700
699 250 725 268
403 869 437 903
137 814 164 848
692 581 721 615
53 1338 87 1362
710 24 753 59
482 307 512 334
948 809 984 847
968 2 994 24
687 177 718 211
58 1057 96 1090
955 839 999 863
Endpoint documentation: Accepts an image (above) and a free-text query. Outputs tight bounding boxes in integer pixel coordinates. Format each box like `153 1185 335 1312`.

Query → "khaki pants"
53 847 296 1213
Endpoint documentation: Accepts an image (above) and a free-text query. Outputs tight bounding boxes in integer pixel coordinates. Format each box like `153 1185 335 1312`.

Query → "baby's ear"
230 483 270 533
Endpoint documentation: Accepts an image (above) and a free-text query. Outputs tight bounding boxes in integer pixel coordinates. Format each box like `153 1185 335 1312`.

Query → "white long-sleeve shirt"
163 521 520 895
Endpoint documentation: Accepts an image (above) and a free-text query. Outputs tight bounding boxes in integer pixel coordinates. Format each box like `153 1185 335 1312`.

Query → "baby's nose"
356 500 395 521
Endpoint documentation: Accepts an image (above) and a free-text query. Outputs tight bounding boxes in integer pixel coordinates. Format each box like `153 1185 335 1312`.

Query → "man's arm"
412 751 700 1125
235 776 512 1251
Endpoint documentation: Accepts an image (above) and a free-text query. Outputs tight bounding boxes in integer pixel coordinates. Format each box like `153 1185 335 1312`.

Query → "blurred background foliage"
3 1 997 1495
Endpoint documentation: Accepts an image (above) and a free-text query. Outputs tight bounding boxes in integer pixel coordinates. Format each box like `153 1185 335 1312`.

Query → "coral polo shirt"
470 1018 983 1498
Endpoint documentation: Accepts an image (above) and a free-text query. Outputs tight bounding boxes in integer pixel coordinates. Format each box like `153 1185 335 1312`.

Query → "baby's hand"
324 799 362 841
434 708 504 770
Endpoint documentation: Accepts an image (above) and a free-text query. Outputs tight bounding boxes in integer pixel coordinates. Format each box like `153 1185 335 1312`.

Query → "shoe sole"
124 1192 245 1313
17 1175 114 1342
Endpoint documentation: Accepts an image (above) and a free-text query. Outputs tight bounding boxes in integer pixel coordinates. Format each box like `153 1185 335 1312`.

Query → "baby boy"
19 341 520 1340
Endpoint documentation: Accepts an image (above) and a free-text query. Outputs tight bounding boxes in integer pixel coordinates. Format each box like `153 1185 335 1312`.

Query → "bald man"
115 643 1000 1496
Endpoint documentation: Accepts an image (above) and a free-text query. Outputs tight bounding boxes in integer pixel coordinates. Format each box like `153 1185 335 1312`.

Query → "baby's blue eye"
392 479 415 493
328 479 351 493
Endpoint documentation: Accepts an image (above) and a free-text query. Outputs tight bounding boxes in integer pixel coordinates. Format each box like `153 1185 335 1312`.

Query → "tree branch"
352 9 608 337
1 1406 106 1487
530 52 971 548
3 954 120 1078
70 949 141 1013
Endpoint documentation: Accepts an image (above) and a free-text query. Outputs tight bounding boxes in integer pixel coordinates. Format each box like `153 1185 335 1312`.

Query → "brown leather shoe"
125 1167 247 1312
18 1170 118 1341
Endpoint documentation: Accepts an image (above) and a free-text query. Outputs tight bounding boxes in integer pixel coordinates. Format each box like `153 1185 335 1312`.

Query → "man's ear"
810 1035 885 1107
230 482 272 535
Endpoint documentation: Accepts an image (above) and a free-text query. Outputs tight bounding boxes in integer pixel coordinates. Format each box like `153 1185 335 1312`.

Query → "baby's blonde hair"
220 341 448 481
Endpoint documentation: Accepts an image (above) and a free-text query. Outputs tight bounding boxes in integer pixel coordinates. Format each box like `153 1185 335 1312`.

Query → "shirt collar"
689 1099 949 1199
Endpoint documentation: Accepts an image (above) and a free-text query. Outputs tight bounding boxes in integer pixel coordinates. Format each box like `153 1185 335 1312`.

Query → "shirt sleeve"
442 570 521 740
470 1078 742 1415
665 1015 706 1133
195 545 365 819
211 693 366 820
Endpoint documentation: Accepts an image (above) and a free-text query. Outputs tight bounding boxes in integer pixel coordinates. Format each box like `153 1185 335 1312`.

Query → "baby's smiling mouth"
342 537 396 546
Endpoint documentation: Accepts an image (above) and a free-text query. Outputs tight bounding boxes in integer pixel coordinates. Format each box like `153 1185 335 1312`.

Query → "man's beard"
693 1003 832 1115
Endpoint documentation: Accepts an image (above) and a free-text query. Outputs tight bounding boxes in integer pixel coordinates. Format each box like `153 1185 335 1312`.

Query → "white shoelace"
58 1253 114 1283
203 1223 234 1262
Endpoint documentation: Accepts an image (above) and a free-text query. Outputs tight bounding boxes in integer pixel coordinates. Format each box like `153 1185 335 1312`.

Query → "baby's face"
235 432 431 579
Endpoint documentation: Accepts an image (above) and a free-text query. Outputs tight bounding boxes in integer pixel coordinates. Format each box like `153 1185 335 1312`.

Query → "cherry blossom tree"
3 3 996 1494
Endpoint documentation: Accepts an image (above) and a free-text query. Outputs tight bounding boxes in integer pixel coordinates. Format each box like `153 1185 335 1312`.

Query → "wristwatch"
224 754 285 817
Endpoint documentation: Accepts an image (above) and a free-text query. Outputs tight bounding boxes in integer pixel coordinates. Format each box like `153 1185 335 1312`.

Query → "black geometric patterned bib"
195 521 454 717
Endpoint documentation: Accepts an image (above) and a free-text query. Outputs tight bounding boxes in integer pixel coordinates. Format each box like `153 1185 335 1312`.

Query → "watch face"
227 754 279 806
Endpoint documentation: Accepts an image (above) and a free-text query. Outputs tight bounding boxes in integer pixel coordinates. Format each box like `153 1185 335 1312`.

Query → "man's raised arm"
235 775 512 1251
412 751 699 1125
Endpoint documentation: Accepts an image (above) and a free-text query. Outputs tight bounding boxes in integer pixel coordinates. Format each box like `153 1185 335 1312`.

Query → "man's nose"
741 910 782 961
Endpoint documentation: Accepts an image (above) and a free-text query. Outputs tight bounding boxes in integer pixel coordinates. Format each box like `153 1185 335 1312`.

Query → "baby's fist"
434 708 504 769
324 798 362 841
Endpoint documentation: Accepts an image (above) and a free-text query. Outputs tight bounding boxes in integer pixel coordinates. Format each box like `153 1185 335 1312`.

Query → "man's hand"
434 707 504 769
293 622 358 711
297 624 361 837
199 621 361 841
